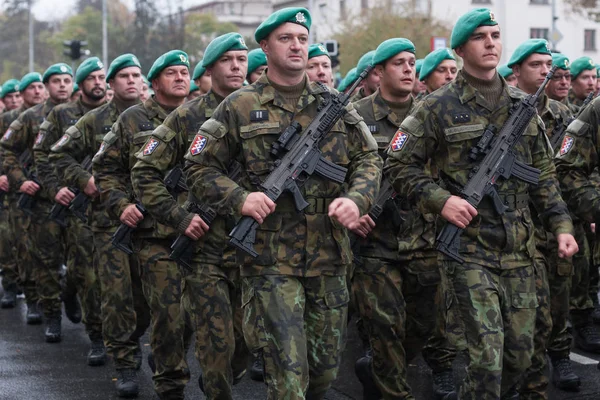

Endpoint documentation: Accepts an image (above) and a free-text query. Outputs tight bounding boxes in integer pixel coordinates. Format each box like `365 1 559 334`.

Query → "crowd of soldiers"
2 5 600 400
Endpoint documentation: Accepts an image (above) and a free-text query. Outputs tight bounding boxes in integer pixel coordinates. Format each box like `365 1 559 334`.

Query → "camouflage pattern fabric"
567 88 585 114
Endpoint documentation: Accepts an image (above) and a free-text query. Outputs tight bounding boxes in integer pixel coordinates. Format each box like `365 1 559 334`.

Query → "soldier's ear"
512 65 520 78
374 64 384 78
454 46 465 59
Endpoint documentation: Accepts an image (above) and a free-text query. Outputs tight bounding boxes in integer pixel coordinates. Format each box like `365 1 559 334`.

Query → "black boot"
355 356 382 400
432 369 456 399
574 322 600 353
249 353 264 382
26 302 42 324
44 316 62 343
62 292 81 324
87 338 107 366
1 287 17 308
115 368 139 398
551 357 581 391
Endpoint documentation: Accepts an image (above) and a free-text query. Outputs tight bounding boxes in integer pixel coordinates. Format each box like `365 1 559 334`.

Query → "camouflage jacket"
93 96 175 238
384 70 573 269
349 86 367 103
0 105 27 176
568 89 585 114
33 98 101 199
49 97 137 231
353 90 437 263
184 73 382 277
1 98 62 207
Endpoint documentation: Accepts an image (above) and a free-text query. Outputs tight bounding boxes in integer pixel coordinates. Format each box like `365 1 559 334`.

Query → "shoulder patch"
401 115 424 137
143 138 159 155
34 131 46 146
391 130 409 152
189 134 208 155
52 134 70 151
559 135 574 156
2 129 13 141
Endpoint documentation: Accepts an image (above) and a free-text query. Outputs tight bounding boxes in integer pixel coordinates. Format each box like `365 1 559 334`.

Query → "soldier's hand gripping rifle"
50 155 92 226
549 91 594 152
17 149 39 216
111 204 147 255
228 66 373 257
436 66 557 264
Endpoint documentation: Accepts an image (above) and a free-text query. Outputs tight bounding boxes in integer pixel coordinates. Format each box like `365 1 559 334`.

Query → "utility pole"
28 0 34 72
308 0 314 44
103 0 108 68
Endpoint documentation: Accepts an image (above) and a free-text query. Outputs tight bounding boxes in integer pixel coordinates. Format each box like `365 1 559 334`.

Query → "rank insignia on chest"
391 130 409 152
143 138 159 155
452 113 471 123
560 135 574 156
2 129 12 141
367 124 378 133
34 132 45 146
103 126 111 133
55 134 69 148
190 134 207 155
250 110 268 122
139 122 153 131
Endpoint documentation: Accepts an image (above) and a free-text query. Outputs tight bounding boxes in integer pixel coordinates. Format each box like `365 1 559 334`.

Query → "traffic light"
63 40 89 61
323 39 340 68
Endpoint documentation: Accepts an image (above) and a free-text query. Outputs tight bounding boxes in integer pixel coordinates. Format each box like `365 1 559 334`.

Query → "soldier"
384 8 578 399
140 75 151 102
507 39 581 397
412 59 427 98
71 83 81 102
187 82 201 100
338 67 357 93
546 53 571 104
350 37 457 400
93 50 191 400
50 53 150 398
1 63 75 343
106 86 114 102
498 64 517 87
568 56 596 113
184 7 381 399
247 48 268 84
131 32 250 399
1 79 23 111
33 57 107 364
306 44 334 87
420 48 458 95
351 50 379 102
192 60 212 95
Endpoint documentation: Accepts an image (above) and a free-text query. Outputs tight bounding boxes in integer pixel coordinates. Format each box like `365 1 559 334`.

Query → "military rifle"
549 91 594 152
229 66 373 257
49 156 93 226
17 149 39 216
436 66 557 263
111 204 147 255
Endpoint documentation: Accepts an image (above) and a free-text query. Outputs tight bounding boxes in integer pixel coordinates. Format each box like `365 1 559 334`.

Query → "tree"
183 13 240 66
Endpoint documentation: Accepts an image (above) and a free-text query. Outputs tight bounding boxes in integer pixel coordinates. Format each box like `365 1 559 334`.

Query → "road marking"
570 352 599 365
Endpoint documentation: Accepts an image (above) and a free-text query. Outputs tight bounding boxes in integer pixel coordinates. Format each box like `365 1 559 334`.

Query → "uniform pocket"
443 124 484 171
511 292 538 309
239 122 281 176
241 281 267 353
247 212 282 266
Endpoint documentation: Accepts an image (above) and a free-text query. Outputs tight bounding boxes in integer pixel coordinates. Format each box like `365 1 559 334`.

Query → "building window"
530 0 549 4
530 28 549 40
340 0 346 20
472 0 492 4
585 29 596 51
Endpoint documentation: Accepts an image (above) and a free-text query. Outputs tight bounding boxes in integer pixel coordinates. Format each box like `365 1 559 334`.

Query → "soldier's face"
110 66 142 101
456 26 502 72
209 50 248 95
22 82 45 106
262 23 309 75
425 59 458 93
412 77 427 95
379 51 415 97
545 70 570 101
46 74 74 102
154 66 190 100
195 72 212 94
513 53 552 94
81 69 107 102
248 65 267 84
3 92 22 110
140 84 150 102
306 55 333 87
505 74 518 87
571 70 597 99
106 89 114 101
187 90 201 101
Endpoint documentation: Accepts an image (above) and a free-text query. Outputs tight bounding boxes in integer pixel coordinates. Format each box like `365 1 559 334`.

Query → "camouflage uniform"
184 74 381 399
349 86 368 103
34 98 103 340
567 89 585 114
385 71 574 400
49 97 151 370
93 96 189 399
131 90 249 398
351 90 455 398
1 98 68 319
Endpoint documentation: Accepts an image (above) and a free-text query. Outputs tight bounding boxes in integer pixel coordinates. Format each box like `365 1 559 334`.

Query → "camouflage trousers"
242 274 348 400
520 253 552 400
570 223 593 328
95 230 150 369
181 262 249 399
63 216 102 338
136 237 190 400
447 261 537 400
353 256 449 399
8 201 36 303
0 203 19 291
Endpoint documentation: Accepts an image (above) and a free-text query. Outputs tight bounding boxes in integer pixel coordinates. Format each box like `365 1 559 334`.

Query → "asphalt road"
1 290 600 400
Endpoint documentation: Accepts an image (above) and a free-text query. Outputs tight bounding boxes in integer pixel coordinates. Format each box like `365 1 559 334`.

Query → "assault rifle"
17 149 39 216
49 155 92 226
549 91 594 152
436 66 557 263
229 66 373 257
111 204 147 255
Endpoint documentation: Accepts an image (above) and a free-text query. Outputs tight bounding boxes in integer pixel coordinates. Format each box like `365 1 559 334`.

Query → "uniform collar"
455 69 514 110
255 71 327 113
146 95 172 121
371 89 413 126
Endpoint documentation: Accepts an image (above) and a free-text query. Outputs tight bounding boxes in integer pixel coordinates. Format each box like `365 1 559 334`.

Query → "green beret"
142 75 149 86
551 53 570 71
75 57 104 84
192 61 206 80
372 39 416 66
507 39 551 68
0 79 20 98
415 59 424 76
106 53 142 82
450 8 498 49
420 48 456 81
338 67 357 92
72 83 80 94
308 43 330 59
19 72 43 92
570 56 596 79
255 7 311 42
596 63 600 78
247 49 267 76
43 63 73 83
189 81 200 94
202 33 248 68
356 50 376 76
497 64 514 78
147 50 190 82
